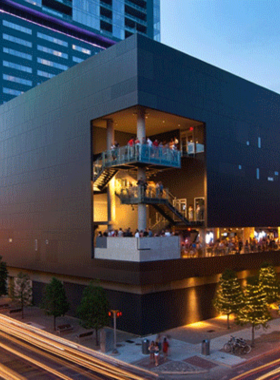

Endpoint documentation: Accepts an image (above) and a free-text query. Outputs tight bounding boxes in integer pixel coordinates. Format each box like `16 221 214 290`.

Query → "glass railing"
183 142 205 155
93 145 181 179
117 185 169 204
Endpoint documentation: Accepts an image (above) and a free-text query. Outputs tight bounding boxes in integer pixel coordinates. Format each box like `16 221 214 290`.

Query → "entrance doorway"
180 130 194 155
173 198 187 220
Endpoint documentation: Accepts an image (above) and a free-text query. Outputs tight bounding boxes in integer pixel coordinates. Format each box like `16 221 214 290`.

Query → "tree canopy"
258 263 280 305
41 277 70 330
13 272 32 319
235 275 271 346
77 280 109 345
213 269 244 329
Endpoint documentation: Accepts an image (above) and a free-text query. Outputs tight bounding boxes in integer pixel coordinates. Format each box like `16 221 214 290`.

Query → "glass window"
258 137 261 148
3 33 32 48
3 47 32 61
3 61 32 73
275 171 279 176
3 20 32 35
37 70 55 78
112 0 125 39
37 32 68 47
3 74 32 86
72 56 84 63
3 87 23 96
268 177 274 181
24 0 42 6
238 165 242 170
72 44 91 55
37 57 68 70
256 168 260 180
37 45 68 59
246 141 250 146
72 0 100 30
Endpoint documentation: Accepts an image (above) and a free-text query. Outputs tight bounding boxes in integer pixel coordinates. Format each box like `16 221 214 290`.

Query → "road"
0 314 156 380
223 349 280 380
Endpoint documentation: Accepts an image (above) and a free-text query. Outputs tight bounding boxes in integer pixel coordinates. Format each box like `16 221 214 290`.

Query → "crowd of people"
97 228 178 238
182 235 279 257
109 136 180 161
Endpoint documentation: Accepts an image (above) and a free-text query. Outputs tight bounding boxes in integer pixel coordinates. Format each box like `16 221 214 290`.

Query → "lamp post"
108 309 122 354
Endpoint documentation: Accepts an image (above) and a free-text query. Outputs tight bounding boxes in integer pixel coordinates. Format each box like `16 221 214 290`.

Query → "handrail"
93 144 181 180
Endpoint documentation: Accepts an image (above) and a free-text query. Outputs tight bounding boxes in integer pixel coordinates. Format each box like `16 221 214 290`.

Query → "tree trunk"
251 325 255 347
95 328 99 346
227 314 230 329
21 299 24 319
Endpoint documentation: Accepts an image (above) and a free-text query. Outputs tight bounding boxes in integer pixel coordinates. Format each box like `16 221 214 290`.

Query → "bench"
56 324 73 335
0 304 10 309
9 308 22 314
75 331 94 342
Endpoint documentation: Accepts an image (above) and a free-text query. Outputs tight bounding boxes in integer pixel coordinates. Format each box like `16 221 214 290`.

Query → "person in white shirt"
135 229 140 238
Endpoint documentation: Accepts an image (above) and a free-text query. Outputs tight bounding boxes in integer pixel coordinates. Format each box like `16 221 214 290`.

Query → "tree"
0 256 8 297
41 277 70 330
77 280 109 346
258 263 280 305
235 276 271 346
13 272 32 319
213 269 244 329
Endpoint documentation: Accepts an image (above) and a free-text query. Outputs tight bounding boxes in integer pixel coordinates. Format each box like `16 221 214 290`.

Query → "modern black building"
1 34 280 334
0 0 160 104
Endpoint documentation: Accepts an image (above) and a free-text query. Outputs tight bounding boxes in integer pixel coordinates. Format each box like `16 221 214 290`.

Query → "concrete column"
199 228 206 257
137 107 146 141
106 119 114 150
137 108 146 231
243 227 255 244
106 119 115 227
213 228 220 242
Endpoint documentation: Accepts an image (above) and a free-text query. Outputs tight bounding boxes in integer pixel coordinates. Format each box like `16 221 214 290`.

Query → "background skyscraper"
0 0 160 104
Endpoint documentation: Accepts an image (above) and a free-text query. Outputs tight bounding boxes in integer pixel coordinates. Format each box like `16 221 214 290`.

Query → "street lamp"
108 310 122 354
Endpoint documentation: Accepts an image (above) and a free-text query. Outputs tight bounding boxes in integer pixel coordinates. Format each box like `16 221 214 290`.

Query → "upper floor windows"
3 34 32 48
2 20 32 35
3 47 32 61
73 56 84 63
37 32 68 47
37 57 68 71
3 74 32 86
3 61 32 73
37 45 68 59
72 44 91 55
37 70 55 78
3 87 24 96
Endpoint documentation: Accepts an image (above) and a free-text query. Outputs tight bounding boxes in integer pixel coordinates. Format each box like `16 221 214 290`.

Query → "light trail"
0 340 73 380
0 363 27 380
230 358 280 380
0 314 157 380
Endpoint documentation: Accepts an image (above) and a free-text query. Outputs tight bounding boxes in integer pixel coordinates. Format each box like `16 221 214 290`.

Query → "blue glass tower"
0 0 160 104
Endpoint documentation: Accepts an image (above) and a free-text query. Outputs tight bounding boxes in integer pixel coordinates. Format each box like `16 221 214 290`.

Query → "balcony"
95 236 181 262
94 145 181 180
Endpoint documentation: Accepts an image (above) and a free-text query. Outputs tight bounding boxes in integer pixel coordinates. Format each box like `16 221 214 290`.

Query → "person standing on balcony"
127 137 134 159
159 181 164 197
135 137 141 159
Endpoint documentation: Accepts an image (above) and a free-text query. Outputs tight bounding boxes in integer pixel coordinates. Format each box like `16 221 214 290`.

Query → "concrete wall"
95 236 181 261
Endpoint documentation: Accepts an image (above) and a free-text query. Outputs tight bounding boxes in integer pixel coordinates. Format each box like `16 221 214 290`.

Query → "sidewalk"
2 304 280 379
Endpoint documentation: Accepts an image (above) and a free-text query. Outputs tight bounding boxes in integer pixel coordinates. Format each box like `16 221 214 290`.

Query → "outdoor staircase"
93 168 118 192
151 201 193 226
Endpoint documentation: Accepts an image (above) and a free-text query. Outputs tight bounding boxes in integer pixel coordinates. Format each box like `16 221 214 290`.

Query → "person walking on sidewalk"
162 337 169 361
154 342 160 366
148 341 155 364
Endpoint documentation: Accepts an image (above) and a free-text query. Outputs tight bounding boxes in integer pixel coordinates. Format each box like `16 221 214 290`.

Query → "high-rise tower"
0 0 160 104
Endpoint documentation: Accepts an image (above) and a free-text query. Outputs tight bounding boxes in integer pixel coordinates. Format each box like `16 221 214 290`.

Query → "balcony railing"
117 185 169 204
93 145 181 179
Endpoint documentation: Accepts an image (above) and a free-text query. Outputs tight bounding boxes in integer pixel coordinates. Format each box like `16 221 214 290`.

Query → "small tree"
0 256 8 297
213 269 244 329
41 277 70 330
13 272 32 319
235 276 271 346
259 263 280 305
77 280 109 346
